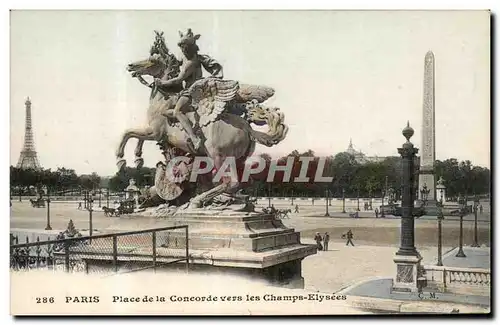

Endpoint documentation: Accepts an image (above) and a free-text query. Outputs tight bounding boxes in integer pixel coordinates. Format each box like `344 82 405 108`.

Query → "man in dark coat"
345 229 355 246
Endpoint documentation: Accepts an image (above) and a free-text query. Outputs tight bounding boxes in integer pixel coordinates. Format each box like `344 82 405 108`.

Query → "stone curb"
335 276 490 314
346 295 490 314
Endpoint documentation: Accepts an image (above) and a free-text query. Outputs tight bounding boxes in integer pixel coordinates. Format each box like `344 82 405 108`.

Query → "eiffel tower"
16 97 41 170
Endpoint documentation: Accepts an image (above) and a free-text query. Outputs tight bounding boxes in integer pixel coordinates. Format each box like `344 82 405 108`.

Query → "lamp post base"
392 254 423 293
45 225 52 230
455 248 467 258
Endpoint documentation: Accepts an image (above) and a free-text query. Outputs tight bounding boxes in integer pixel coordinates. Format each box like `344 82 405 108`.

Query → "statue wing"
191 78 240 127
235 84 275 103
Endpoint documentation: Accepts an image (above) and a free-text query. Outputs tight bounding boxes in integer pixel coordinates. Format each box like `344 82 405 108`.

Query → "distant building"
345 139 388 164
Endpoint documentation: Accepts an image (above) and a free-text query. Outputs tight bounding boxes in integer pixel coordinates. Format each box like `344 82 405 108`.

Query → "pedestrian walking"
345 229 355 246
375 208 379 218
294 204 299 213
78 202 82 210
479 204 483 215
314 232 323 251
323 232 330 251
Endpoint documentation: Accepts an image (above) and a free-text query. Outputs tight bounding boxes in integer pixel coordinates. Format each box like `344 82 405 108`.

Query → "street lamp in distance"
324 188 330 217
455 201 467 258
45 187 52 231
471 195 479 247
342 188 346 214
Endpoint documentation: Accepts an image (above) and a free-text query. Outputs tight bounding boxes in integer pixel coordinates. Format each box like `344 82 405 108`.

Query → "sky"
10 10 491 176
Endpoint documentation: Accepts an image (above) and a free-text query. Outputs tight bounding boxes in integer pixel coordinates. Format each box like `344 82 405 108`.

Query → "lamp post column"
437 209 444 266
393 122 422 293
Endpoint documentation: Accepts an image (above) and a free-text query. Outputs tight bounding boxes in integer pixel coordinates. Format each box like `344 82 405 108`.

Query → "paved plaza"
10 199 491 302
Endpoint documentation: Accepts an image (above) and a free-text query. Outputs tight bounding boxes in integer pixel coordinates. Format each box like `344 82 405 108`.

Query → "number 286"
36 297 55 303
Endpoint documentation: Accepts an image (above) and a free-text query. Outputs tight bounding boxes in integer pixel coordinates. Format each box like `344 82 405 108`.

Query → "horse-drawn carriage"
263 207 291 220
29 198 45 208
102 200 136 217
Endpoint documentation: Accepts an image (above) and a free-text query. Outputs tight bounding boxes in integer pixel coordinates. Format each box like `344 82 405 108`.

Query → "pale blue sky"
10 10 490 175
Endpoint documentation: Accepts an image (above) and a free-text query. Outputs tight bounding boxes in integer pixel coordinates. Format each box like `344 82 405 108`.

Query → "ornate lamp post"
45 187 52 230
342 188 346 213
88 197 94 243
437 207 444 266
268 183 271 208
291 190 294 206
324 188 330 217
106 187 110 208
455 197 467 258
393 122 421 292
98 189 102 207
18 186 22 202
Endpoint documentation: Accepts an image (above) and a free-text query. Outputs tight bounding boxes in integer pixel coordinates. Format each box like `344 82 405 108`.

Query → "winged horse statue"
116 29 288 209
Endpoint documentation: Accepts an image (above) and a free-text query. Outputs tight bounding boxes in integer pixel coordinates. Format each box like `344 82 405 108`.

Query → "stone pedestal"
392 254 423 293
71 208 317 289
159 208 316 288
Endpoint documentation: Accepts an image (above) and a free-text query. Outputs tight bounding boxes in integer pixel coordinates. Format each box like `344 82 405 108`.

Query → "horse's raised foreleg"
116 127 156 171
134 140 145 169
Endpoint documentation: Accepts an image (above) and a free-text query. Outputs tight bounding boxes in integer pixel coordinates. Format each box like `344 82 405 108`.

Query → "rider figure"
153 28 223 151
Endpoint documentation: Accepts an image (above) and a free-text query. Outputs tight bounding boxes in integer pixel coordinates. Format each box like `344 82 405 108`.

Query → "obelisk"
418 51 436 202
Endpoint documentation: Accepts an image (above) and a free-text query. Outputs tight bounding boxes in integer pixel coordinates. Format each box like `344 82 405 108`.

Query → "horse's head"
127 53 166 78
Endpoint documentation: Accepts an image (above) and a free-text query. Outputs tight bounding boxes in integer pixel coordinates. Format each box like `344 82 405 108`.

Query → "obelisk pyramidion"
418 51 436 201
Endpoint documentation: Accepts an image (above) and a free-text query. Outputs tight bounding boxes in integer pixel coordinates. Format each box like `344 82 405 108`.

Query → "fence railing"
10 225 189 274
424 265 490 296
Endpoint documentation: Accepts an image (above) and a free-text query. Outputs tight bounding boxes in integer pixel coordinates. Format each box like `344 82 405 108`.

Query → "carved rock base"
392 254 423 293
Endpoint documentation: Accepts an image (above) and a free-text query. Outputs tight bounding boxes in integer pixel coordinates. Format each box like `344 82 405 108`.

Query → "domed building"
345 139 387 164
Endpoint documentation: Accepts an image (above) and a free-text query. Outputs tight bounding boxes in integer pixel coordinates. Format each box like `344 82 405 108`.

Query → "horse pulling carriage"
102 200 136 217
263 207 291 220
29 198 45 208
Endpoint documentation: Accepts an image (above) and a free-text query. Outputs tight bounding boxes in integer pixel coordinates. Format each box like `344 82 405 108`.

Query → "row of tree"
9 150 490 199
10 167 101 194
243 151 490 199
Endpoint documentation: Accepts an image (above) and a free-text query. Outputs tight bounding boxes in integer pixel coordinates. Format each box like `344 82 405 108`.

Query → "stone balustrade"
423 265 490 296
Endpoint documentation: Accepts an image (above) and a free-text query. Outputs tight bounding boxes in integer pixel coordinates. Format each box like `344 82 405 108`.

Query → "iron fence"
10 225 189 274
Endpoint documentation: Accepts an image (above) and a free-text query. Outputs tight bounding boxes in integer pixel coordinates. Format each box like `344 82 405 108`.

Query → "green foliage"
108 167 156 192
9 151 490 199
246 151 490 198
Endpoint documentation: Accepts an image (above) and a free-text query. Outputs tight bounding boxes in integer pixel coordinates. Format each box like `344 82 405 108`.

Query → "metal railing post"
64 240 70 273
112 235 118 273
152 231 157 273
185 226 189 273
